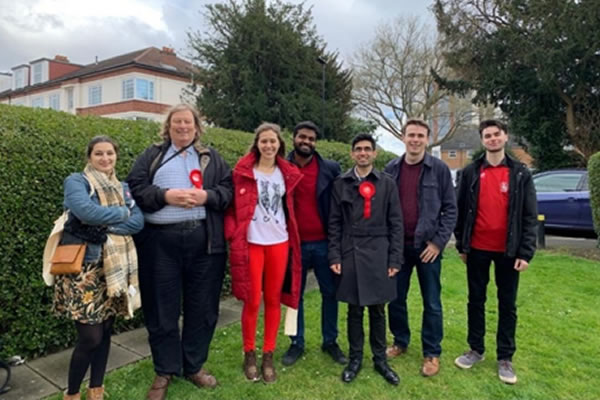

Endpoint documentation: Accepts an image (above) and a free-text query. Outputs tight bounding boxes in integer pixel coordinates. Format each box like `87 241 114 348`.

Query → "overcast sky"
0 0 436 152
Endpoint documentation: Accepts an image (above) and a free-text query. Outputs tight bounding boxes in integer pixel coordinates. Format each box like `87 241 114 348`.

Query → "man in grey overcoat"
328 133 404 385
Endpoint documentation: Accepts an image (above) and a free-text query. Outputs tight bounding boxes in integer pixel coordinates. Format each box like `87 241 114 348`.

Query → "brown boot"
63 392 80 400
87 386 104 400
243 350 260 381
421 356 440 377
261 351 276 384
147 375 171 400
187 368 218 389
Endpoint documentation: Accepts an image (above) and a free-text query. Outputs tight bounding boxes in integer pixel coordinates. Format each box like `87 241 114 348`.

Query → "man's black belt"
147 219 205 231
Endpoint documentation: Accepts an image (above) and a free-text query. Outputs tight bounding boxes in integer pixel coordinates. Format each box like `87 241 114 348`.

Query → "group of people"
51 103 537 400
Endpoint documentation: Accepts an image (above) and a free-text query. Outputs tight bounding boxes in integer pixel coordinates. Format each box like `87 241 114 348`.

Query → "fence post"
537 214 546 249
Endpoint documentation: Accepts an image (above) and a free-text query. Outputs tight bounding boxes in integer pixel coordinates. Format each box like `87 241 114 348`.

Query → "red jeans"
242 241 289 352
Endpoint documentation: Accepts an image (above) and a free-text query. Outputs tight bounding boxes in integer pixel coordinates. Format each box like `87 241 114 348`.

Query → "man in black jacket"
454 119 537 385
282 121 346 366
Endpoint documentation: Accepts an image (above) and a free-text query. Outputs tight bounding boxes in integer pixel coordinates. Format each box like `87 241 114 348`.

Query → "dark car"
532 169 594 232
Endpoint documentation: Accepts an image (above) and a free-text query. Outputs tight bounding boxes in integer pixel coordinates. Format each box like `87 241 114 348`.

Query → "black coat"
328 168 404 306
454 154 537 261
126 141 233 254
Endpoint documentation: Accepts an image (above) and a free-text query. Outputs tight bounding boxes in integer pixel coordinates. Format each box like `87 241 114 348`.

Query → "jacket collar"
235 152 302 180
341 166 382 181
398 152 433 168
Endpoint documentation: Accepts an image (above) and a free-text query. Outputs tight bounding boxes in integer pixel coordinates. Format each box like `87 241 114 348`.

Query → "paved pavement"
1 274 318 400
543 234 598 249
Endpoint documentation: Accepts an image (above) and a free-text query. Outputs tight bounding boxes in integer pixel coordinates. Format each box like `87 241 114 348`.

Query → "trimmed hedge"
588 152 600 241
0 104 396 358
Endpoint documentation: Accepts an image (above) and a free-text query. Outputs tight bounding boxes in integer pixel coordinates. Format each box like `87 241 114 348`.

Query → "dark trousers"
347 304 386 364
466 248 520 361
291 240 339 348
137 222 226 376
388 244 443 356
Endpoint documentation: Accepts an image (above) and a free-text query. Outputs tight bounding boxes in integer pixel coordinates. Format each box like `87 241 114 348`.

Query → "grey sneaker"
498 360 517 384
454 350 484 369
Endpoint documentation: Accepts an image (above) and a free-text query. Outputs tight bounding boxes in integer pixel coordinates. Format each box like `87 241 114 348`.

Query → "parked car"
532 169 594 232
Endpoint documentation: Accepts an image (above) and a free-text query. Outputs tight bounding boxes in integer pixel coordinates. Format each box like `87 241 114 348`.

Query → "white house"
0 47 194 121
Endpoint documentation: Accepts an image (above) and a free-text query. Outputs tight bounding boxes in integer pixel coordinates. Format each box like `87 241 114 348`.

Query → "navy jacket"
287 150 341 236
384 153 457 250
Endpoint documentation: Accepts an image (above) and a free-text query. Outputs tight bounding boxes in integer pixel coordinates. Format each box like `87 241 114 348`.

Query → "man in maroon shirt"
454 120 537 384
384 119 457 377
282 121 346 366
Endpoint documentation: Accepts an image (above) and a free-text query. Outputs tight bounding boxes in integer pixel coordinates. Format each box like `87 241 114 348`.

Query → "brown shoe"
421 356 440 377
87 386 104 400
63 392 80 400
261 351 276 384
187 368 218 389
147 375 171 400
243 350 260 381
386 344 407 359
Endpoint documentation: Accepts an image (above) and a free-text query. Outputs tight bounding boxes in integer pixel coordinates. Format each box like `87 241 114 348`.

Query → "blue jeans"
387 244 443 357
290 240 339 348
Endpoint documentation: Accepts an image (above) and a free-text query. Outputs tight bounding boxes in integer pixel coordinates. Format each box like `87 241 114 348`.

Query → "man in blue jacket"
282 121 346 366
385 119 457 377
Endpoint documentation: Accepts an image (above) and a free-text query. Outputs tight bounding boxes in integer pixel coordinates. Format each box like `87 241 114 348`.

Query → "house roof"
0 47 194 98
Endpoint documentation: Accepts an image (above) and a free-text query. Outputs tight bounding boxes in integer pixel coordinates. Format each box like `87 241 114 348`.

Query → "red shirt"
294 156 327 241
399 159 422 244
471 163 510 252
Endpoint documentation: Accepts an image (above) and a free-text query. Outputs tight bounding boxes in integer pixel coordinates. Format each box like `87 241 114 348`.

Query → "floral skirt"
52 260 127 324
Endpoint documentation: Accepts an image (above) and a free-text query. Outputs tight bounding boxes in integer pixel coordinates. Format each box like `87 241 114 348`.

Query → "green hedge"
588 152 600 242
0 104 396 358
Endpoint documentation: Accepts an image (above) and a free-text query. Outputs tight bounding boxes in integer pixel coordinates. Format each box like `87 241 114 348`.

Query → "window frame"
88 85 102 106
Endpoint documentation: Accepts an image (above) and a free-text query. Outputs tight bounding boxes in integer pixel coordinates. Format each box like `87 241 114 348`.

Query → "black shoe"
282 344 304 366
322 343 348 365
341 359 362 383
374 361 400 385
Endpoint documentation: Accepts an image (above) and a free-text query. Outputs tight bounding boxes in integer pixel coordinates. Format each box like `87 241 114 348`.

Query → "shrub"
0 104 398 358
588 151 600 242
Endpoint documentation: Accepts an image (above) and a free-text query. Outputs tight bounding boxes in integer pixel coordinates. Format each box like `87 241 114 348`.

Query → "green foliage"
588 152 600 241
434 0 600 168
187 0 354 142
0 104 396 359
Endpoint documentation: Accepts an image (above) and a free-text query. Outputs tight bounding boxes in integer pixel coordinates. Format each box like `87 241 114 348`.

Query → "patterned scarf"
83 164 140 318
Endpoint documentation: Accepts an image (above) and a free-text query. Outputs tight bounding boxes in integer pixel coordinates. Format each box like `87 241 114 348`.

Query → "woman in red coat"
225 122 303 384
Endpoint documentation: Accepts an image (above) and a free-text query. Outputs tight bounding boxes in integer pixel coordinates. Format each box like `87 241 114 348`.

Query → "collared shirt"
145 144 206 224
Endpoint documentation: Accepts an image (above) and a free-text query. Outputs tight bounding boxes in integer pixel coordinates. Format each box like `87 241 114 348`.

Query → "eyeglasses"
352 146 374 153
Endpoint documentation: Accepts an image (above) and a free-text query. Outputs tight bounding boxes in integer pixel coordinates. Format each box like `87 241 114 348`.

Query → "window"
448 150 457 159
533 173 583 192
66 87 74 109
122 78 154 100
32 63 43 84
49 94 60 110
14 69 25 89
466 150 474 158
89 85 102 106
122 79 134 100
31 97 44 108
136 78 154 100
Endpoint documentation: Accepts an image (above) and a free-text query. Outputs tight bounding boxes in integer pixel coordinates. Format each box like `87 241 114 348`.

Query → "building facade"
0 47 194 121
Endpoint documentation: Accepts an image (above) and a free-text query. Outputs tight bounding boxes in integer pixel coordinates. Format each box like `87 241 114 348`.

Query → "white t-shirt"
247 167 288 245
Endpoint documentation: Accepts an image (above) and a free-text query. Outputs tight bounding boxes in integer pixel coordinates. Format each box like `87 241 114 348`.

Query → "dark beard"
294 144 314 158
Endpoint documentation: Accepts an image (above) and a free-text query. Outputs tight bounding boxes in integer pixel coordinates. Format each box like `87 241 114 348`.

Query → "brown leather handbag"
50 244 86 275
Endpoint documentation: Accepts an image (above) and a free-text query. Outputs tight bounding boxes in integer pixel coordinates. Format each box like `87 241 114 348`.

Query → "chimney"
161 46 176 56
54 55 70 63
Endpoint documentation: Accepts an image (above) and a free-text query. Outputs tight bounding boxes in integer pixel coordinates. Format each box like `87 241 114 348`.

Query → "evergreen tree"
187 0 353 141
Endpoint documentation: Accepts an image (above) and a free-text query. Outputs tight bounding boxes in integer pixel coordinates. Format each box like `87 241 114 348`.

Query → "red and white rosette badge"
189 169 203 189
358 181 375 219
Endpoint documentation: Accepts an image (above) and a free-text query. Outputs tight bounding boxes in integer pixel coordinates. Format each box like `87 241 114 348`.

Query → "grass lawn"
47 251 600 400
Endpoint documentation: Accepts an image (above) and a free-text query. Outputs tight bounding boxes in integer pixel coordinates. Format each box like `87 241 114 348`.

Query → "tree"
351 15 475 146
434 0 600 168
187 0 353 142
